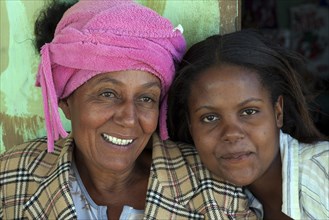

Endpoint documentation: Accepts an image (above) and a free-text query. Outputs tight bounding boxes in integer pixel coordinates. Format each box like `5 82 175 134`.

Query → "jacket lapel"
24 138 77 219
149 134 203 218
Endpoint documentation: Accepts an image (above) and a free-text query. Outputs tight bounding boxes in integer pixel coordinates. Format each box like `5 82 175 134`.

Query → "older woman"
0 1 256 219
0 0 182 218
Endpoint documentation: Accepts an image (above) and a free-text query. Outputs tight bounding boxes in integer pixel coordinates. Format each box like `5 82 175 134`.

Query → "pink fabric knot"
83 31 100 45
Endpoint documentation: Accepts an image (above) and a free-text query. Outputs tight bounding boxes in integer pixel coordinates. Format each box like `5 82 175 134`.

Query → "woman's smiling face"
187 65 283 186
60 70 161 173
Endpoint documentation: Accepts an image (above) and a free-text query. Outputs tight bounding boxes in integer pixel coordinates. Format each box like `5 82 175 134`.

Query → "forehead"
71 70 161 97
87 70 161 85
188 65 269 103
194 64 261 86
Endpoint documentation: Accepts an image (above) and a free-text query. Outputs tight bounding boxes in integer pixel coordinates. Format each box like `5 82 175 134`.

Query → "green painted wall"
0 0 239 152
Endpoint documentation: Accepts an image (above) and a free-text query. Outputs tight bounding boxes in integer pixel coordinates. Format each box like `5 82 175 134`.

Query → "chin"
216 171 254 187
228 175 255 186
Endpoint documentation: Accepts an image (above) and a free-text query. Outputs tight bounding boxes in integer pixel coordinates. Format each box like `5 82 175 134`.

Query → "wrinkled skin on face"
60 70 161 175
188 65 283 186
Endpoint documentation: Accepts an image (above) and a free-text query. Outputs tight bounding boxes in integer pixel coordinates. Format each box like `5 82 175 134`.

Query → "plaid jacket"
0 134 256 219
144 136 257 219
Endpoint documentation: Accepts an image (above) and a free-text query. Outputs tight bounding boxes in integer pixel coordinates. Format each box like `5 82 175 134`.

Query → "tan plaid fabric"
144 135 257 220
0 136 76 219
0 133 257 219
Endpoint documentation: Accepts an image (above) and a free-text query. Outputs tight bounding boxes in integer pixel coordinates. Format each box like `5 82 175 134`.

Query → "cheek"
139 109 159 134
190 125 201 144
191 126 215 157
194 141 219 176
71 105 109 132
195 144 213 159
189 119 212 145
253 127 280 166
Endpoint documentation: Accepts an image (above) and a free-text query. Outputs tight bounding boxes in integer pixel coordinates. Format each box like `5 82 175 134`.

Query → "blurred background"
241 0 329 137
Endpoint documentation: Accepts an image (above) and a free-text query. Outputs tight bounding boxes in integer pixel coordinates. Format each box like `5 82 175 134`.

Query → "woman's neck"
74 147 152 207
247 153 292 220
248 153 282 202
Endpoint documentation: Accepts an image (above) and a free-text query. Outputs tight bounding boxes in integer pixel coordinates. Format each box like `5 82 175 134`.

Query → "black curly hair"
34 0 78 53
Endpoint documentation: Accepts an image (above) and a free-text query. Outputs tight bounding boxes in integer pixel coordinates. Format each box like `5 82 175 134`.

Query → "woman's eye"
241 109 258 116
137 96 159 109
202 115 219 123
100 91 115 98
139 97 153 103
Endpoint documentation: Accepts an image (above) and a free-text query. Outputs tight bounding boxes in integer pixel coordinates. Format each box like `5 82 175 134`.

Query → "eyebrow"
237 98 263 107
142 81 161 89
94 77 122 85
193 97 264 113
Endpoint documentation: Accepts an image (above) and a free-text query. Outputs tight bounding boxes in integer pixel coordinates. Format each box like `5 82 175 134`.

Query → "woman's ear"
59 99 72 120
275 95 284 128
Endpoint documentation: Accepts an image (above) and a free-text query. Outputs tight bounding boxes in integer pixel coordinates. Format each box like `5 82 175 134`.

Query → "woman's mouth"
221 152 253 161
101 133 134 146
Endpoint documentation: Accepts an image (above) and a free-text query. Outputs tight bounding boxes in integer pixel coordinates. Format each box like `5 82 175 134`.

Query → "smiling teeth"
102 133 133 146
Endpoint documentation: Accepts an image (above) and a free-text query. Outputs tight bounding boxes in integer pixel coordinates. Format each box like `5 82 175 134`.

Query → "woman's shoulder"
281 131 328 161
0 136 72 172
1 137 48 161
298 141 329 219
299 140 329 161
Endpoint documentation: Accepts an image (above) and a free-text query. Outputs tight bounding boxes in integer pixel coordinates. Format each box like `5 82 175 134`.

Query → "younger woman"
168 29 329 219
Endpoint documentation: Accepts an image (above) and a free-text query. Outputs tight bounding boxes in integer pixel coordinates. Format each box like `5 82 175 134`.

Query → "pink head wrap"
36 0 186 152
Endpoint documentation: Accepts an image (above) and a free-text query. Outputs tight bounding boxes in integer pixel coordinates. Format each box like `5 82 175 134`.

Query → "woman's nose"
114 101 137 127
220 119 244 143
